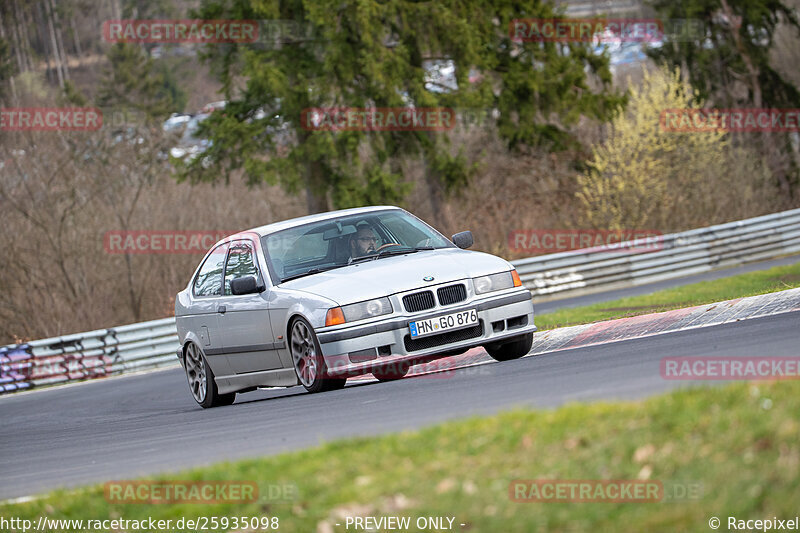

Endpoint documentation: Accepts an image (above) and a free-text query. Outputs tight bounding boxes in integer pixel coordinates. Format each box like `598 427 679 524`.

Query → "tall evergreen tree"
0 37 15 102
98 43 186 121
647 0 800 108
647 0 800 197
185 0 625 213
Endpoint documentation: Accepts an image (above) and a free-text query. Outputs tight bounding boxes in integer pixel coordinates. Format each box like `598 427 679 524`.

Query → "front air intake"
437 284 467 306
403 321 484 352
403 291 435 312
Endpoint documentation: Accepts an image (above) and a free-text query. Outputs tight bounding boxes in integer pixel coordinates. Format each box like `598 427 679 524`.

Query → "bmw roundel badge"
423 276 434 282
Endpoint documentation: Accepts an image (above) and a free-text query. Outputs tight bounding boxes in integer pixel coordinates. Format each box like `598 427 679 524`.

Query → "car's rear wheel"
184 342 236 408
485 333 533 362
372 361 411 381
290 317 347 393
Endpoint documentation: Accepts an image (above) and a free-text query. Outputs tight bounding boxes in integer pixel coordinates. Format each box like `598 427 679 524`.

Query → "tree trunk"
15 0 34 72
720 0 761 107
0 14 18 103
7 3 24 74
422 133 452 232
297 128 330 214
21 1 36 72
44 0 65 87
70 16 81 57
109 0 121 21
425 173 449 231
34 1 55 85
304 159 329 213
50 0 69 81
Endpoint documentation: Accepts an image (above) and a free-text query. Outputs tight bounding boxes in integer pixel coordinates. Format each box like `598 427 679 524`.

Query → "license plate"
409 309 478 338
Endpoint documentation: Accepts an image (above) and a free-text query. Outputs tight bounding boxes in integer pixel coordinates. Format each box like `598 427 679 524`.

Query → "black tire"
184 342 236 408
290 317 347 393
485 333 533 362
372 361 411 381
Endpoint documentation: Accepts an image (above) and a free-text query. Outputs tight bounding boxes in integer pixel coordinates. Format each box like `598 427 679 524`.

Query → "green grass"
536 260 800 330
4 381 800 532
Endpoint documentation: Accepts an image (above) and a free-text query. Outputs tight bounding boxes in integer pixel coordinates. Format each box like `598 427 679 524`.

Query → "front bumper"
317 289 536 377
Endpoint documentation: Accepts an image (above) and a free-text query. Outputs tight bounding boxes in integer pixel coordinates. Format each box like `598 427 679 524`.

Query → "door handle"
217 305 227 314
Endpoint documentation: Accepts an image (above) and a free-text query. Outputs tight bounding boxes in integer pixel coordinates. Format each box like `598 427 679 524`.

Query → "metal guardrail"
2 208 800 394
514 208 800 300
560 0 643 17
0 317 178 394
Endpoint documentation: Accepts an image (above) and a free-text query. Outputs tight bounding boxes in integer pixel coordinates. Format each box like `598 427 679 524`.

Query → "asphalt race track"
1 311 798 500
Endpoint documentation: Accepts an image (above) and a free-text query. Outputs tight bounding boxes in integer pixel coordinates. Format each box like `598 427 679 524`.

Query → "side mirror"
452 231 474 249
231 275 263 295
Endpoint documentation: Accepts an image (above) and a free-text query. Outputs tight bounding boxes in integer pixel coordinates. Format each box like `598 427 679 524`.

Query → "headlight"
473 271 515 294
329 297 394 324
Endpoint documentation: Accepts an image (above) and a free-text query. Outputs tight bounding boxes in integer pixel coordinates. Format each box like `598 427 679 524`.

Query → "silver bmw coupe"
176 206 536 407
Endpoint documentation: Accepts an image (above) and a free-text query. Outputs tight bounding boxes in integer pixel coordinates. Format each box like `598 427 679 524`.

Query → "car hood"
279 248 511 305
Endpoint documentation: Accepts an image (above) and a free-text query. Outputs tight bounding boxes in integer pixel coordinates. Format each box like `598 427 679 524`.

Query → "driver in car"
349 226 380 259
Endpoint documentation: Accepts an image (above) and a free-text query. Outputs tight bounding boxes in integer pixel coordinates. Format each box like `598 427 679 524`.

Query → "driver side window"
223 241 259 295
193 243 228 297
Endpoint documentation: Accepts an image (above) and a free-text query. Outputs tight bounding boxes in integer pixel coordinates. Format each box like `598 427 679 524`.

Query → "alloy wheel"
184 343 207 403
291 320 318 387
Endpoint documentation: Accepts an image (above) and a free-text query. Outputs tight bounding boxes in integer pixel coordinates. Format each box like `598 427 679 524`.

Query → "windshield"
262 209 453 283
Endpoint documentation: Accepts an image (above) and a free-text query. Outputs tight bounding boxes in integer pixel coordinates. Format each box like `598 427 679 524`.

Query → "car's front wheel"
485 333 533 362
184 342 236 408
290 317 347 393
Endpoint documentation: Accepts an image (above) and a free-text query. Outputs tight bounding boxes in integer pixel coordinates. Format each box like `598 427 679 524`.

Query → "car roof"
243 205 404 239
